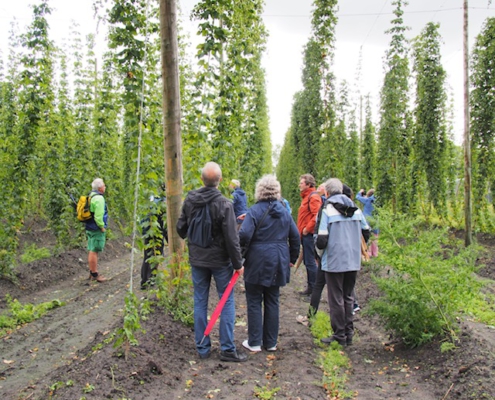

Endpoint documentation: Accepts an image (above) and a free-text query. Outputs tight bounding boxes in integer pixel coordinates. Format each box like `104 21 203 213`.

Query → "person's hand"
238 213 246 221
289 263 294 268
101 227 106 232
236 266 244 276
302 227 308 236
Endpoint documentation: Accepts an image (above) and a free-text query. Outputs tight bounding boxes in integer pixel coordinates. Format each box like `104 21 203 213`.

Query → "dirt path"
0 250 137 397
1 240 494 399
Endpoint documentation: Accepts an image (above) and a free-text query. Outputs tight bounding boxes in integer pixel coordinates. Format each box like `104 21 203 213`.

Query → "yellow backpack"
76 194 93 222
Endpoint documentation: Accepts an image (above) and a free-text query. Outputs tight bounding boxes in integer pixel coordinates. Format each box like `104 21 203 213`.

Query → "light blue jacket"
356 193 375 218
316 194 369 273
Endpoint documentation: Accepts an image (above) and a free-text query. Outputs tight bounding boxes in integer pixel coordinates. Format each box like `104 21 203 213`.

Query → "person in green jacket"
85 178 109 282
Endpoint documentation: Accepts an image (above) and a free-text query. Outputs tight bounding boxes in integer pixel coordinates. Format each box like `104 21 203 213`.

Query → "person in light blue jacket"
356 188 378 257
315 178 369 347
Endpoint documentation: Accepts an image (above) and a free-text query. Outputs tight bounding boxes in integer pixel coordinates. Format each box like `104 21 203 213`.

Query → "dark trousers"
140 237 164 288
324 270 357 342
309 264 326 317
245 282 280 349
301 234 317 289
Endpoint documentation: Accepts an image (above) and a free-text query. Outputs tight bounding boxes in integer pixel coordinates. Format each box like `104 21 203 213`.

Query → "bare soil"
1 221 494 400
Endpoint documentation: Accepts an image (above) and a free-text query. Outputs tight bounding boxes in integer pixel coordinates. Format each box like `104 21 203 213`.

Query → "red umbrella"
200 270 240 345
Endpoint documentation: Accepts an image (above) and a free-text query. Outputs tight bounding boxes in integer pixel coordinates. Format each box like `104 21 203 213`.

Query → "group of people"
83 163 378 361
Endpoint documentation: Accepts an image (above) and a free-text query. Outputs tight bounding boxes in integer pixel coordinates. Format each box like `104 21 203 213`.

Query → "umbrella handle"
202 270 240 338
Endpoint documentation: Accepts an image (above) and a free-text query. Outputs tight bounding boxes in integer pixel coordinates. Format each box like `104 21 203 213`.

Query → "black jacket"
176 186 243 270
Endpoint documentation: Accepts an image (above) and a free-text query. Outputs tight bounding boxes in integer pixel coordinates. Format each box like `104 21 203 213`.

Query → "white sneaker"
266 345 277 352
242 339 261 352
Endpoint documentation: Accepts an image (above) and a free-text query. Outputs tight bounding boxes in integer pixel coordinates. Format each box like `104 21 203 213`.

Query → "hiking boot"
90 273 107 282
321 336 346 346
242 340 261 352
298 287 312 296
219 349 248 362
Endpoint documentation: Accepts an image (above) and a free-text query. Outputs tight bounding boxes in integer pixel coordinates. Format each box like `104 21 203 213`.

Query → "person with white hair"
239 175 300 352
315 178 370 346
85 178 108 282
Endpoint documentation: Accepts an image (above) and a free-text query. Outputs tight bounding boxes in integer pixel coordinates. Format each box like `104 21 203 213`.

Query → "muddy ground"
0 221 494 399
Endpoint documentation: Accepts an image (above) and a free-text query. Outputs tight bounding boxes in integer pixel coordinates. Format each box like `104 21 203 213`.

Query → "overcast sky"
1 0 494 147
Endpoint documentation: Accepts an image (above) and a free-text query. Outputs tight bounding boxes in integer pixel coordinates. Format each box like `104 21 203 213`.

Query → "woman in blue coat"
239 175 300 352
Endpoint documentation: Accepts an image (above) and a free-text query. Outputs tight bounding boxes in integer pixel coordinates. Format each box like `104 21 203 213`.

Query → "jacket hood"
188 186 223 206
233 187 246 196
259 200 286 219
328 194 358 217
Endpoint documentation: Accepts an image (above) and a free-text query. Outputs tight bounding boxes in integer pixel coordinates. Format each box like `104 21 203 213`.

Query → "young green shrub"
368 211 482 347
155 254 193 326
114 292 143 360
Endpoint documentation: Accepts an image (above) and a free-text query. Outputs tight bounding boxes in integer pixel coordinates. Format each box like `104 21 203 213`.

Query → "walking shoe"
346 337 353 346
219 349 248 362
352 304 361 315
265 345 277 352
198 351 211 359
89 273 107 282
296 315 309 327
242 340 261 352
298 287 312 296
321 336 346 346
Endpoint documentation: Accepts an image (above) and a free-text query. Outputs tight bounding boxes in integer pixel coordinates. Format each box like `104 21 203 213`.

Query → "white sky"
1 0 494 147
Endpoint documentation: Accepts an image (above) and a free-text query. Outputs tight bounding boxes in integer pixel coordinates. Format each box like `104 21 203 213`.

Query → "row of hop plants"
367 207 495 349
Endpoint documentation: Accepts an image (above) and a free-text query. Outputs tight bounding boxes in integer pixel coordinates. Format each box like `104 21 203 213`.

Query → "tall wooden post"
463 0 472 246
159 0 184 268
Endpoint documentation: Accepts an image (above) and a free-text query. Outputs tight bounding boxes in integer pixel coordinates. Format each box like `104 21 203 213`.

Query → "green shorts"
86 230 106 252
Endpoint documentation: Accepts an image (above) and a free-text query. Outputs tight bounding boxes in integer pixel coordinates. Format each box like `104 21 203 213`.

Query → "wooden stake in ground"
159 0 184 271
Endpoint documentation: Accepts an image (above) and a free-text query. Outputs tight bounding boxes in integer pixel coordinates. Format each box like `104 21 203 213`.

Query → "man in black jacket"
177 162 247 362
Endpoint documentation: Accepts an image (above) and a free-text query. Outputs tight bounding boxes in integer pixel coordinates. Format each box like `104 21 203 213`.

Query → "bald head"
201 162 222 187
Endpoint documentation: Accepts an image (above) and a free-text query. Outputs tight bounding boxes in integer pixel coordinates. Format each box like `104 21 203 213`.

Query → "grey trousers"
324 270 357 342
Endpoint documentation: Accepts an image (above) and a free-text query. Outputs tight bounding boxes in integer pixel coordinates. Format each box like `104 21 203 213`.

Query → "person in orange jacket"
296 174 322 296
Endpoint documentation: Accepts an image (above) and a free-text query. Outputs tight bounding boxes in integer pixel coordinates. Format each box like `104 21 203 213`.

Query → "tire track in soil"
0 252 138 398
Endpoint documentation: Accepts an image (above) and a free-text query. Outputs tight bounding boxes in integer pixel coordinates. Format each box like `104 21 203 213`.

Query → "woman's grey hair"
255 174 281 202
325 178 343 197
92 178 105 191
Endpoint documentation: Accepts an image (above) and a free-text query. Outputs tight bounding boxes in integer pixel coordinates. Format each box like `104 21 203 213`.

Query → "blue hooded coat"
239 200 300 287
232 187 248 222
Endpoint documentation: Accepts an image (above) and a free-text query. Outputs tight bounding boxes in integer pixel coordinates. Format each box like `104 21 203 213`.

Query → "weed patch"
20 243 51 264
310 311 354 399
0 295 64 337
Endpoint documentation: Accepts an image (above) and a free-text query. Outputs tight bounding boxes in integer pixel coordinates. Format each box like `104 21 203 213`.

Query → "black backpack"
187 203 214 248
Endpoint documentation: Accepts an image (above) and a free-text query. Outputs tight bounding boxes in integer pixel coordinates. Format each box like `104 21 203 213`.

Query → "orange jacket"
297 188 322 236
